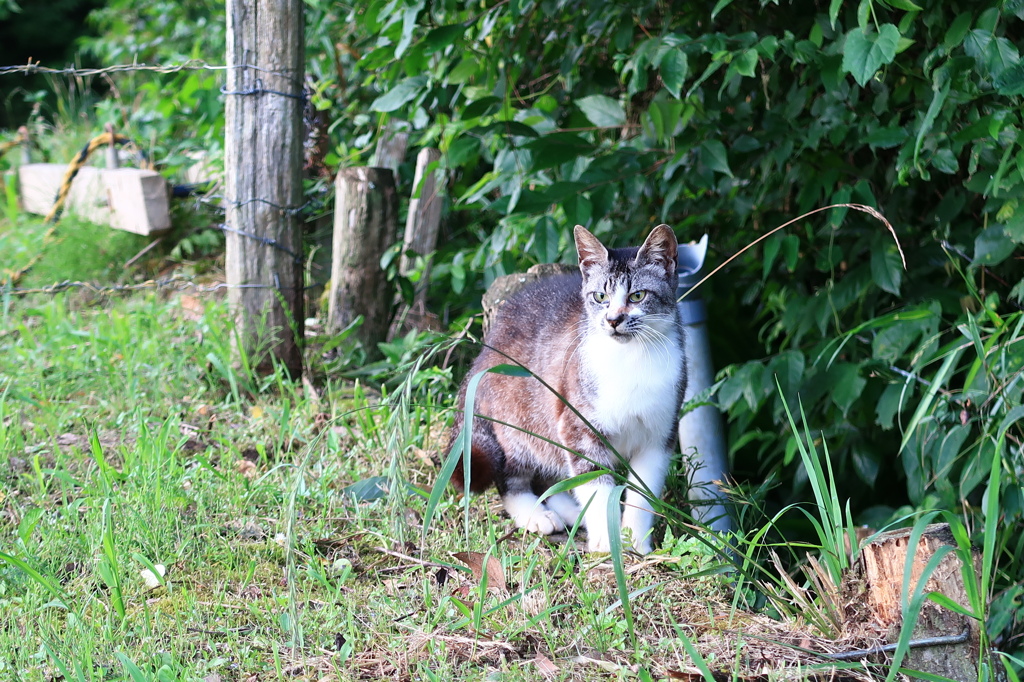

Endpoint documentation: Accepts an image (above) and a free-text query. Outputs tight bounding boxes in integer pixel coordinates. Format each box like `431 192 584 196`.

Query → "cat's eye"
628 290 647 303
593 291 609 303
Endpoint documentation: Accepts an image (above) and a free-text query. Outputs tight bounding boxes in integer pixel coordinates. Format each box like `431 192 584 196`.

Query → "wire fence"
1 59 319 297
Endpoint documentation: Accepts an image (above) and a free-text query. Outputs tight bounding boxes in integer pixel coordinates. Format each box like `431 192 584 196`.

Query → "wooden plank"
17 163 171 235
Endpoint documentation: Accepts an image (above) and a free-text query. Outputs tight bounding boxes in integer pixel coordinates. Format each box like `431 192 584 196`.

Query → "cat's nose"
606 311 626 328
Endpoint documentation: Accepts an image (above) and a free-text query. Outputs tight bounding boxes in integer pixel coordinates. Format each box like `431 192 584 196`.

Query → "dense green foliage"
3 0 1022 662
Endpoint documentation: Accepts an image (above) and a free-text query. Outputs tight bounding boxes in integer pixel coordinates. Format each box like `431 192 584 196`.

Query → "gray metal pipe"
677 235 733 533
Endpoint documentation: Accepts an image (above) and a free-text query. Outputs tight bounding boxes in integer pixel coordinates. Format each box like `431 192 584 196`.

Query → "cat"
446 224 687 553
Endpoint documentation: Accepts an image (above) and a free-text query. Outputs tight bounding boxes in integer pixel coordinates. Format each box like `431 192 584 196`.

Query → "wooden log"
328 167 398 358
859 523 997 680
372 119 409 181
17 164 170 235
224 0 306 377
399 147 442 311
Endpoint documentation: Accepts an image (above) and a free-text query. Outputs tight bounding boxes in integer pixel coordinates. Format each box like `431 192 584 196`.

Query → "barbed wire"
0 274 328 297
0 59 294 78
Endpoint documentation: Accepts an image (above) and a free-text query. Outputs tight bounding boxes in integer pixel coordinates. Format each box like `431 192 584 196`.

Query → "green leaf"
342 476 390 501
577 95 626 127
942 12 973 50
829 0 843 28
871 246 903 295
973 225 1016 266
447 56 479 84
660 49 688 98
370 76 428 113
711 0 734 19
1004 212 1024 244
700 140 733 176
994 61 1024 96
734 49 758 78
842 24 901 86
882 0 922 10
865 125 908 149
525 133 593 171
424 24 464 54
828 362 867 416
931 148 959 174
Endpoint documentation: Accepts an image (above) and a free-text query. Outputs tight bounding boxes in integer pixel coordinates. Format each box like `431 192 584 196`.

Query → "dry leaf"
533 653 559 679
235 459 257 479
453 551 506 592
180 294 204 321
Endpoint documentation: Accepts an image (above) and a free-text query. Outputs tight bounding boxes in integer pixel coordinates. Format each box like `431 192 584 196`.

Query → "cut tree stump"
18 164 171 235
858 523 1002 680
328 167 398 359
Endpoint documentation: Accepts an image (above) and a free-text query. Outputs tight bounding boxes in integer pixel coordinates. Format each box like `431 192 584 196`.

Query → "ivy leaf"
871 246 903 295
577 95 626 127
843 24 901 86
370 76 428 112
734 49 758 78
660 49 688 98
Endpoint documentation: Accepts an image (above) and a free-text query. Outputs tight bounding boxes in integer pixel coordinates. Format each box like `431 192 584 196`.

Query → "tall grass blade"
606 483 637 650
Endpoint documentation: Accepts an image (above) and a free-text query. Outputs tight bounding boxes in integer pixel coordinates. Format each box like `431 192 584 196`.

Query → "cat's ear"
574 225 608 271
636 224 678 274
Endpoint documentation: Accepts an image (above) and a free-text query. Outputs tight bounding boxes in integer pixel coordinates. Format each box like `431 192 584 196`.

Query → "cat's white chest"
581 331 683 454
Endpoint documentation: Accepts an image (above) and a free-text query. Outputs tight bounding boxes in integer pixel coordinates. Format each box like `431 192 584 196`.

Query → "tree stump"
328 167 398 359
372 119 409 181
859 523 1000 680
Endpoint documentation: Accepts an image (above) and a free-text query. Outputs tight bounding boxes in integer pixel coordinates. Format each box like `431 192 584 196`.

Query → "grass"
0 213 1014 680
0 289 740 681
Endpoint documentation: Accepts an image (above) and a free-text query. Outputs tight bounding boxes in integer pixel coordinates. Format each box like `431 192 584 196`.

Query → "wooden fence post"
372 119 409 181
224 0 305 377
399 148 442 312
328 167 397 358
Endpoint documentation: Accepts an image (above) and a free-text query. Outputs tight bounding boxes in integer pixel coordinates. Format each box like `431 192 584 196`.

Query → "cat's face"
574 225 679 342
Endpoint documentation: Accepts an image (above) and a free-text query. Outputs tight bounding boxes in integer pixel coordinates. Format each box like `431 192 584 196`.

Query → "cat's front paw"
586 531 612 553
514 509 565 536
632 536 653 554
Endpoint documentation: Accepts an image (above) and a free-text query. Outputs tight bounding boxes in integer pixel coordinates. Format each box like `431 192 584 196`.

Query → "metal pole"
677 235 733 532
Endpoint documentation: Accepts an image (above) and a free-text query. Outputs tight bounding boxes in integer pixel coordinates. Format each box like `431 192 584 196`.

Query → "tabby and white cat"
447 224 686 553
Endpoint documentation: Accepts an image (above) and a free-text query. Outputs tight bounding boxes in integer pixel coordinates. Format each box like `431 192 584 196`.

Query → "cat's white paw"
514 509 565 536
586 529 612 553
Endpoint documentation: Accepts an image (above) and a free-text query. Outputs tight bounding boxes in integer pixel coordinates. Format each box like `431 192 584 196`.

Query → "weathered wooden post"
372 119 409 180
399 148 442 312
224 0 305 377
328 168 398 359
